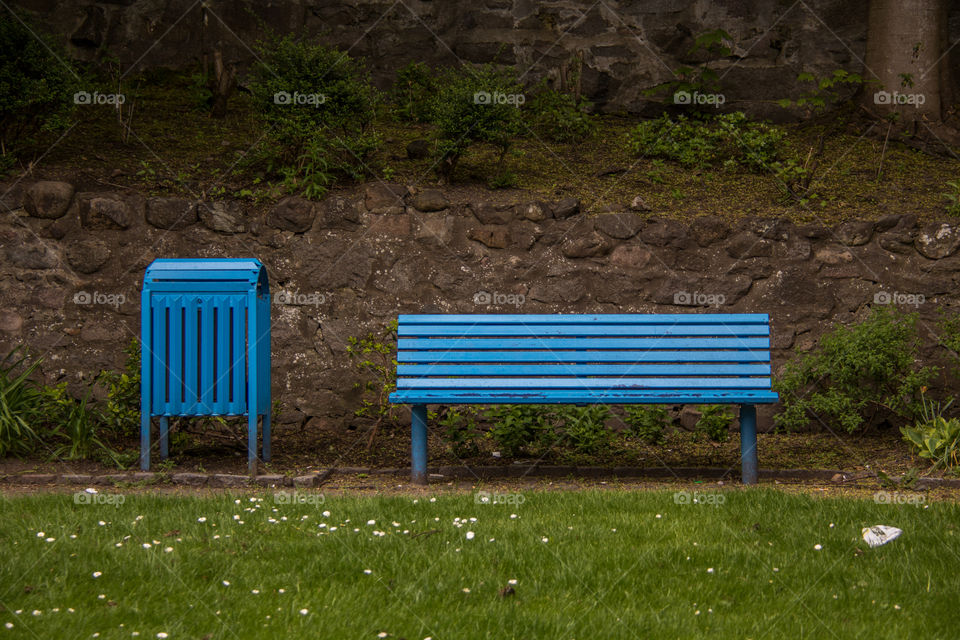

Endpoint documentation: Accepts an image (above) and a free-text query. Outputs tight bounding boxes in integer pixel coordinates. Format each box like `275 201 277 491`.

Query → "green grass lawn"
0 487 957 639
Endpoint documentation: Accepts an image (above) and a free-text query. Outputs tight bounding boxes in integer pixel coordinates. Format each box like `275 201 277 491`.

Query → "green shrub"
627 112 785 172
431 63 524 180
695 405 734 443
0 13 81 172
624 405 670 444
486 405 556 457
774 307 934 433
435 406 482 457
524 85 597 143
556 406 611 454
901 391 960 471
248 36 380 199
391 61 437 123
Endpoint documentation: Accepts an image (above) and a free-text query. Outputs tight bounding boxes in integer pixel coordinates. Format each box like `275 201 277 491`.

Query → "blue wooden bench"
388 313 778 485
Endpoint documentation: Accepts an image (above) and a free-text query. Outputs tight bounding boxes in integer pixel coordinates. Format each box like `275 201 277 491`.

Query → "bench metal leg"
159 417 169 459
262 413 271 462
411 404 428 485
248 413 259 476
740 404 758 485
140 414 151 471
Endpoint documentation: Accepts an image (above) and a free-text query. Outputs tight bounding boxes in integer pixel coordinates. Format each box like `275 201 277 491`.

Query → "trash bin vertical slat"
168 295 183 414
200 296 215 412
140 259 270 472
184 295 199 414
231 299 246 414
215 295 231 415
152 298 167 412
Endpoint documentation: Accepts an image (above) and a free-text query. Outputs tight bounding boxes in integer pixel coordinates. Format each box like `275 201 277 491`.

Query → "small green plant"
524 84 597 143
486 405 556 457
431 63 524 181
695 405 734 443
901 389 960 471
97 338 141 437
488 169 518 189
47 385 117 463
644 29 733 107
435 407 482 457
774 307 934 433
624 405 670 444
391 62 437 123
938 309 960 375
627 112 785 172
777 70 865 113
347 321 401 447
943 180 960 216
556 406 611 454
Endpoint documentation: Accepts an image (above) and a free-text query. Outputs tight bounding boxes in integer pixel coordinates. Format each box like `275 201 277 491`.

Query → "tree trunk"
862 0 950 124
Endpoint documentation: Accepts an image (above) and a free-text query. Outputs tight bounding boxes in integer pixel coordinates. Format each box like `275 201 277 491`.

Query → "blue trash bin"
140 259 271 474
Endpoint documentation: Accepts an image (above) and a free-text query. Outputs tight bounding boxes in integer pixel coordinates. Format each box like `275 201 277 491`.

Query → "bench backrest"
392 313 776 403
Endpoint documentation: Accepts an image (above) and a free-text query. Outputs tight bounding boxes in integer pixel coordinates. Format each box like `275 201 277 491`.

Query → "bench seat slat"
398 337 770 350
400 313 769 325
397 378 771 389
390 390 780 404
397 364 771 376
400 325 769 337
399 350 770 363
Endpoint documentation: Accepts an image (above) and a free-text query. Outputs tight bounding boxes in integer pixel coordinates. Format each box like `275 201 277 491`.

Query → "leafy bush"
0 13 81 172
695 405 734 443
431 63 524 180
486 405 556 457
901 391 960 471
391 62 437 123
556 406 611 454
624 405 670 444
248 36 380 199
627 112 785 172
524 85 597 143
774 307 934 433
435 406 482 457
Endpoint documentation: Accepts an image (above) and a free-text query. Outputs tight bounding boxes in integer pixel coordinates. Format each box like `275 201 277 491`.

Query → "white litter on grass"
862 525 902 548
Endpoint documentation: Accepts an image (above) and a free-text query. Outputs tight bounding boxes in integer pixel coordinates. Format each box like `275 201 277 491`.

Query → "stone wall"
12 0 960 119
2 180 959 430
